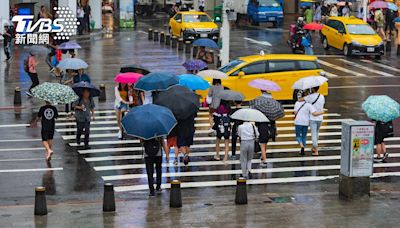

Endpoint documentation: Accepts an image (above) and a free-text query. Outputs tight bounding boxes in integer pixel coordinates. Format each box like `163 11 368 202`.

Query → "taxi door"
265 60 298 101
171 14 183 36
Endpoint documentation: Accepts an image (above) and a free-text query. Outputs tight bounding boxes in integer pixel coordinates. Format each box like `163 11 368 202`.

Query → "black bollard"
178 38 184 51
185 41 191 54
235 177 247 205
160 32 165 43
171 36 177 48
170 180 182 208
386 40 391 53
217 54 222 68
34 187 48 216
153 30 159 42
148 29 153 40
14 87 21 106
192 46 198 58
99 84 106 102
397 44 400 56
103 183 116 212
166 34 171 46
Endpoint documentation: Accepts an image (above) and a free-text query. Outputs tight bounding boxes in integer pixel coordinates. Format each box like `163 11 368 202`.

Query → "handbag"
252 124 261 153
206 95 212 104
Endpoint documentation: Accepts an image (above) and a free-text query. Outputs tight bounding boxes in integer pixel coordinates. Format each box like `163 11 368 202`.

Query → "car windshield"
219 60 244 73
346 24 376 35
257 0 280 7
184 14 212 22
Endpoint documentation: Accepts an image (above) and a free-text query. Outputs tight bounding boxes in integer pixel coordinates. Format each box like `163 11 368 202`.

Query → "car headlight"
351 41 362 46
185 28 196 33
211 28 219 33
377 41 384 46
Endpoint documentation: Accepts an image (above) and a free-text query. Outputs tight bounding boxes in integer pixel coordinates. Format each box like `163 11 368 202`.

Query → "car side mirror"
238 71 245 78
338 29 345 34
177 19 182 23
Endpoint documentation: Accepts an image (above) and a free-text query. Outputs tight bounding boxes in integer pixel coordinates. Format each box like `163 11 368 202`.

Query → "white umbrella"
230 108 269 122
197 70 228 79
292 76 328 90
57 58 88 70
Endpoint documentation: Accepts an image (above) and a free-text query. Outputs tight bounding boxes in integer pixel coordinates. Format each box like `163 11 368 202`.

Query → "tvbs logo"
12 15 65 33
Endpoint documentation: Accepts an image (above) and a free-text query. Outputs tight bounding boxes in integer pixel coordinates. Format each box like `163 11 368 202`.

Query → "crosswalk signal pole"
362 0 368 22
220 0 231 66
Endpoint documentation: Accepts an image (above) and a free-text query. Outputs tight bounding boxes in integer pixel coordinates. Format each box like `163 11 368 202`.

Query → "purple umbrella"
58 41 82 50
182 60 208 71
248 79 281 92
369 1 388 9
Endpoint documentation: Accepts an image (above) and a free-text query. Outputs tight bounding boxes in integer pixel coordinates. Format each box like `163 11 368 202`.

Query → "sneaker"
260 161 267 167
84 145 91 150
25 91 33 97
117 131 122 140
230 155 236 159
248 172 253 179
214 155 221 161
183 154 189 166
173 159 178 166
76 140 81 146
300 147 305 156
149 191 155 197
156 187 162 193
373 157 382 163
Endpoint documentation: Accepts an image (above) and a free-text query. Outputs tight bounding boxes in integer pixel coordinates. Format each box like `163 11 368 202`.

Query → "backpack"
219 114 231 128
24 57 30 73
144 138 161 157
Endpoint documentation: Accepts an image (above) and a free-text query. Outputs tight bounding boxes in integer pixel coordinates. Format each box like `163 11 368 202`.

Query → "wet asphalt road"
0 13 399 206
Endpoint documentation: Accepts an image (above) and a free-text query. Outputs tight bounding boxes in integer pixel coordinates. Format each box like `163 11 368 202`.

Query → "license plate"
367 47 375 52
269 17 275 21
200 34 208 38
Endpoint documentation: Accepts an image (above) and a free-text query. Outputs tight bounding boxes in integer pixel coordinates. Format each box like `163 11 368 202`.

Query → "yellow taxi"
321 16 384 57
169 11 219 42
200 54 328 101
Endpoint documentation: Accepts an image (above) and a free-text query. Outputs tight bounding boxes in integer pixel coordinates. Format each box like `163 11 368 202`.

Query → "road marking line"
244 37 272 46
0 167 63 173
330 85 400 89
0 138 42 142
0 158 61 162
0 124 30 128
360 60 400 73
339 59 395 77
318 59 367 77
0 148 43 152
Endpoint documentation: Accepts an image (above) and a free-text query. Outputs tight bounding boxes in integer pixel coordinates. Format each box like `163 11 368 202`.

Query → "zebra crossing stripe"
339 59 395 77
318 59 367 77
360 60 400 73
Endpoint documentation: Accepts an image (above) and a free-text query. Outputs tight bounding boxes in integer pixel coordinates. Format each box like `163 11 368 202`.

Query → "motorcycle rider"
289 17 306 52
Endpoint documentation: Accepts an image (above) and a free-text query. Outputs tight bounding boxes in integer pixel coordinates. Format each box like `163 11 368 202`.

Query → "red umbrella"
304 23 324 31
114 72 144 84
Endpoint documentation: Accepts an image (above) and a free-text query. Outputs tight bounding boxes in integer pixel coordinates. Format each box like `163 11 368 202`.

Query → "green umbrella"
32 82 79 104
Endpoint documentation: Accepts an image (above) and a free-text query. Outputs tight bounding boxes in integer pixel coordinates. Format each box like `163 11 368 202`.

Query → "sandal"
214 155 221 161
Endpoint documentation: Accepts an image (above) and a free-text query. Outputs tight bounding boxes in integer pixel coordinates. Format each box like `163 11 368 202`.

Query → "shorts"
115 102 128 111
167 136 177 148
177 133 194 147
41 130 55 141
257 122 275 144
216 126 230 140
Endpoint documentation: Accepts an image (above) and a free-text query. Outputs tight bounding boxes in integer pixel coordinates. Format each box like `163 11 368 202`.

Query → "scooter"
288 30 305 54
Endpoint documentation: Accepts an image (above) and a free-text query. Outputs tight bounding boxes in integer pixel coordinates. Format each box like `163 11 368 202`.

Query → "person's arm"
205 53 212 63
161 138 168 152
90 99 96 120
310 105 323 116
114 86 124 103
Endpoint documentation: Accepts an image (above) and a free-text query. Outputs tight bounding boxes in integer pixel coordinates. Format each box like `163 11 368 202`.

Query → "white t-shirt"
143 91 153 105
238 122 259 141
304 93 325 122
294 101 316 126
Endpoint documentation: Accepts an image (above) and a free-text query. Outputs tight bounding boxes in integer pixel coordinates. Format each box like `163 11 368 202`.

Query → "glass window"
219 60 244 73
327 20 338 30
268 61 296 73
240 62 267 75
297 61 319 70
337 22 346 33
346 24 376 35
257 0 279 7
183 14 212 22
174 14 182 21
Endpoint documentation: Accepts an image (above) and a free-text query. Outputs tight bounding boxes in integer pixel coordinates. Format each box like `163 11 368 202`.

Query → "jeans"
145 156 162 193
295 125 308 147
240 140 255 178
310 120 322 148
76 121 90 146
304 46 314 55
28 72 39 93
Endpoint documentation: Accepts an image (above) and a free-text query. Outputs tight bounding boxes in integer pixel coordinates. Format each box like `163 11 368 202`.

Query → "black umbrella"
72 81 101 97
120 64 151 75
153 85 200 120
250 96 285 121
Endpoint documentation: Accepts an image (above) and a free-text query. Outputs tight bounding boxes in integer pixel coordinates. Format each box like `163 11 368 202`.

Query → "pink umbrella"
249 79 281 92
369 1 388 9
114 72 144 84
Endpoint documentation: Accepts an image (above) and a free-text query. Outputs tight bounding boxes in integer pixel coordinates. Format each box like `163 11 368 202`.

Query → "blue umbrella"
362 95 400 123
192 38 219 49
72 81 101 97
121 104 177 140
58 41 82 50
299 2 312 8
134 72 179 91
393 17 400 23
179 74 210 91
58 58 88 70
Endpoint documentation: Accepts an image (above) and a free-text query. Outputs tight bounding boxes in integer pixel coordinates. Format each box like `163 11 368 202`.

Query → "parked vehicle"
232 0 284 27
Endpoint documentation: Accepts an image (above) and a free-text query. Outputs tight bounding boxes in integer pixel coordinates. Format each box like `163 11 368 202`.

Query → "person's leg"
295 125 303 147
145 157 155 194
84 121 91 147
42 140 50 153
223 139 229 161
116 110 123 138
231 131 237 157
247 142 255 176
239 142 248 178
155 156 162 190
215 137 221 159
30 73 39 92
76 122 83 145
301 126 308 149
260 144 267 162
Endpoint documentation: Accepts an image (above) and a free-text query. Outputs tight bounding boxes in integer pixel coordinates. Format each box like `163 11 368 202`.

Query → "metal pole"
362 0 368 22
220 0 230 66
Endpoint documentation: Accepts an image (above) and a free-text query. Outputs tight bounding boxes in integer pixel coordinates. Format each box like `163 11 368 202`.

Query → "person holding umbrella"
115 83 130 139
37 101 58 161
196 46 213 65
214 100 231 161
73 69 91 83
207 79 224 134
25 52 39 97
177 114 196 165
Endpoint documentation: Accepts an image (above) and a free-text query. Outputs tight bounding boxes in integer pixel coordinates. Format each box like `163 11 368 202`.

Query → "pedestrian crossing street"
54 104 400 193
316 58 399 78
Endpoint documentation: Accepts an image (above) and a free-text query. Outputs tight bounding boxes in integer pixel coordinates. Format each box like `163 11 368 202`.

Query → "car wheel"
272 21 277 28
375 55 382 60
168 27 172 35
250 17 257 26
293 90 303 102
343 44 351 56
322 37 330 50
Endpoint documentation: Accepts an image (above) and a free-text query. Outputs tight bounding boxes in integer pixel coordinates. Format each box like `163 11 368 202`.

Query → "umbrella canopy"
197 70 228 79
230 108 269 122
32 82 78 104
72 81 101 97
249 79 281 92
120 64 151 75
304 23 324 31
292 76 328 90
58 41 82 50
325 0 338 4
192 38 219 49
362 95 400 123
134 72 179 91
299 2 313 7
114 72 144 84
182 60 208 71
121 104 177 140
153 85 200 120
369 1 388 9
250 95 285 121
215 90 245 101
178 74 210 91
393 17 400 23
57 58 88 70
29 45 50 55
337 1 352 6
387 2 398 11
